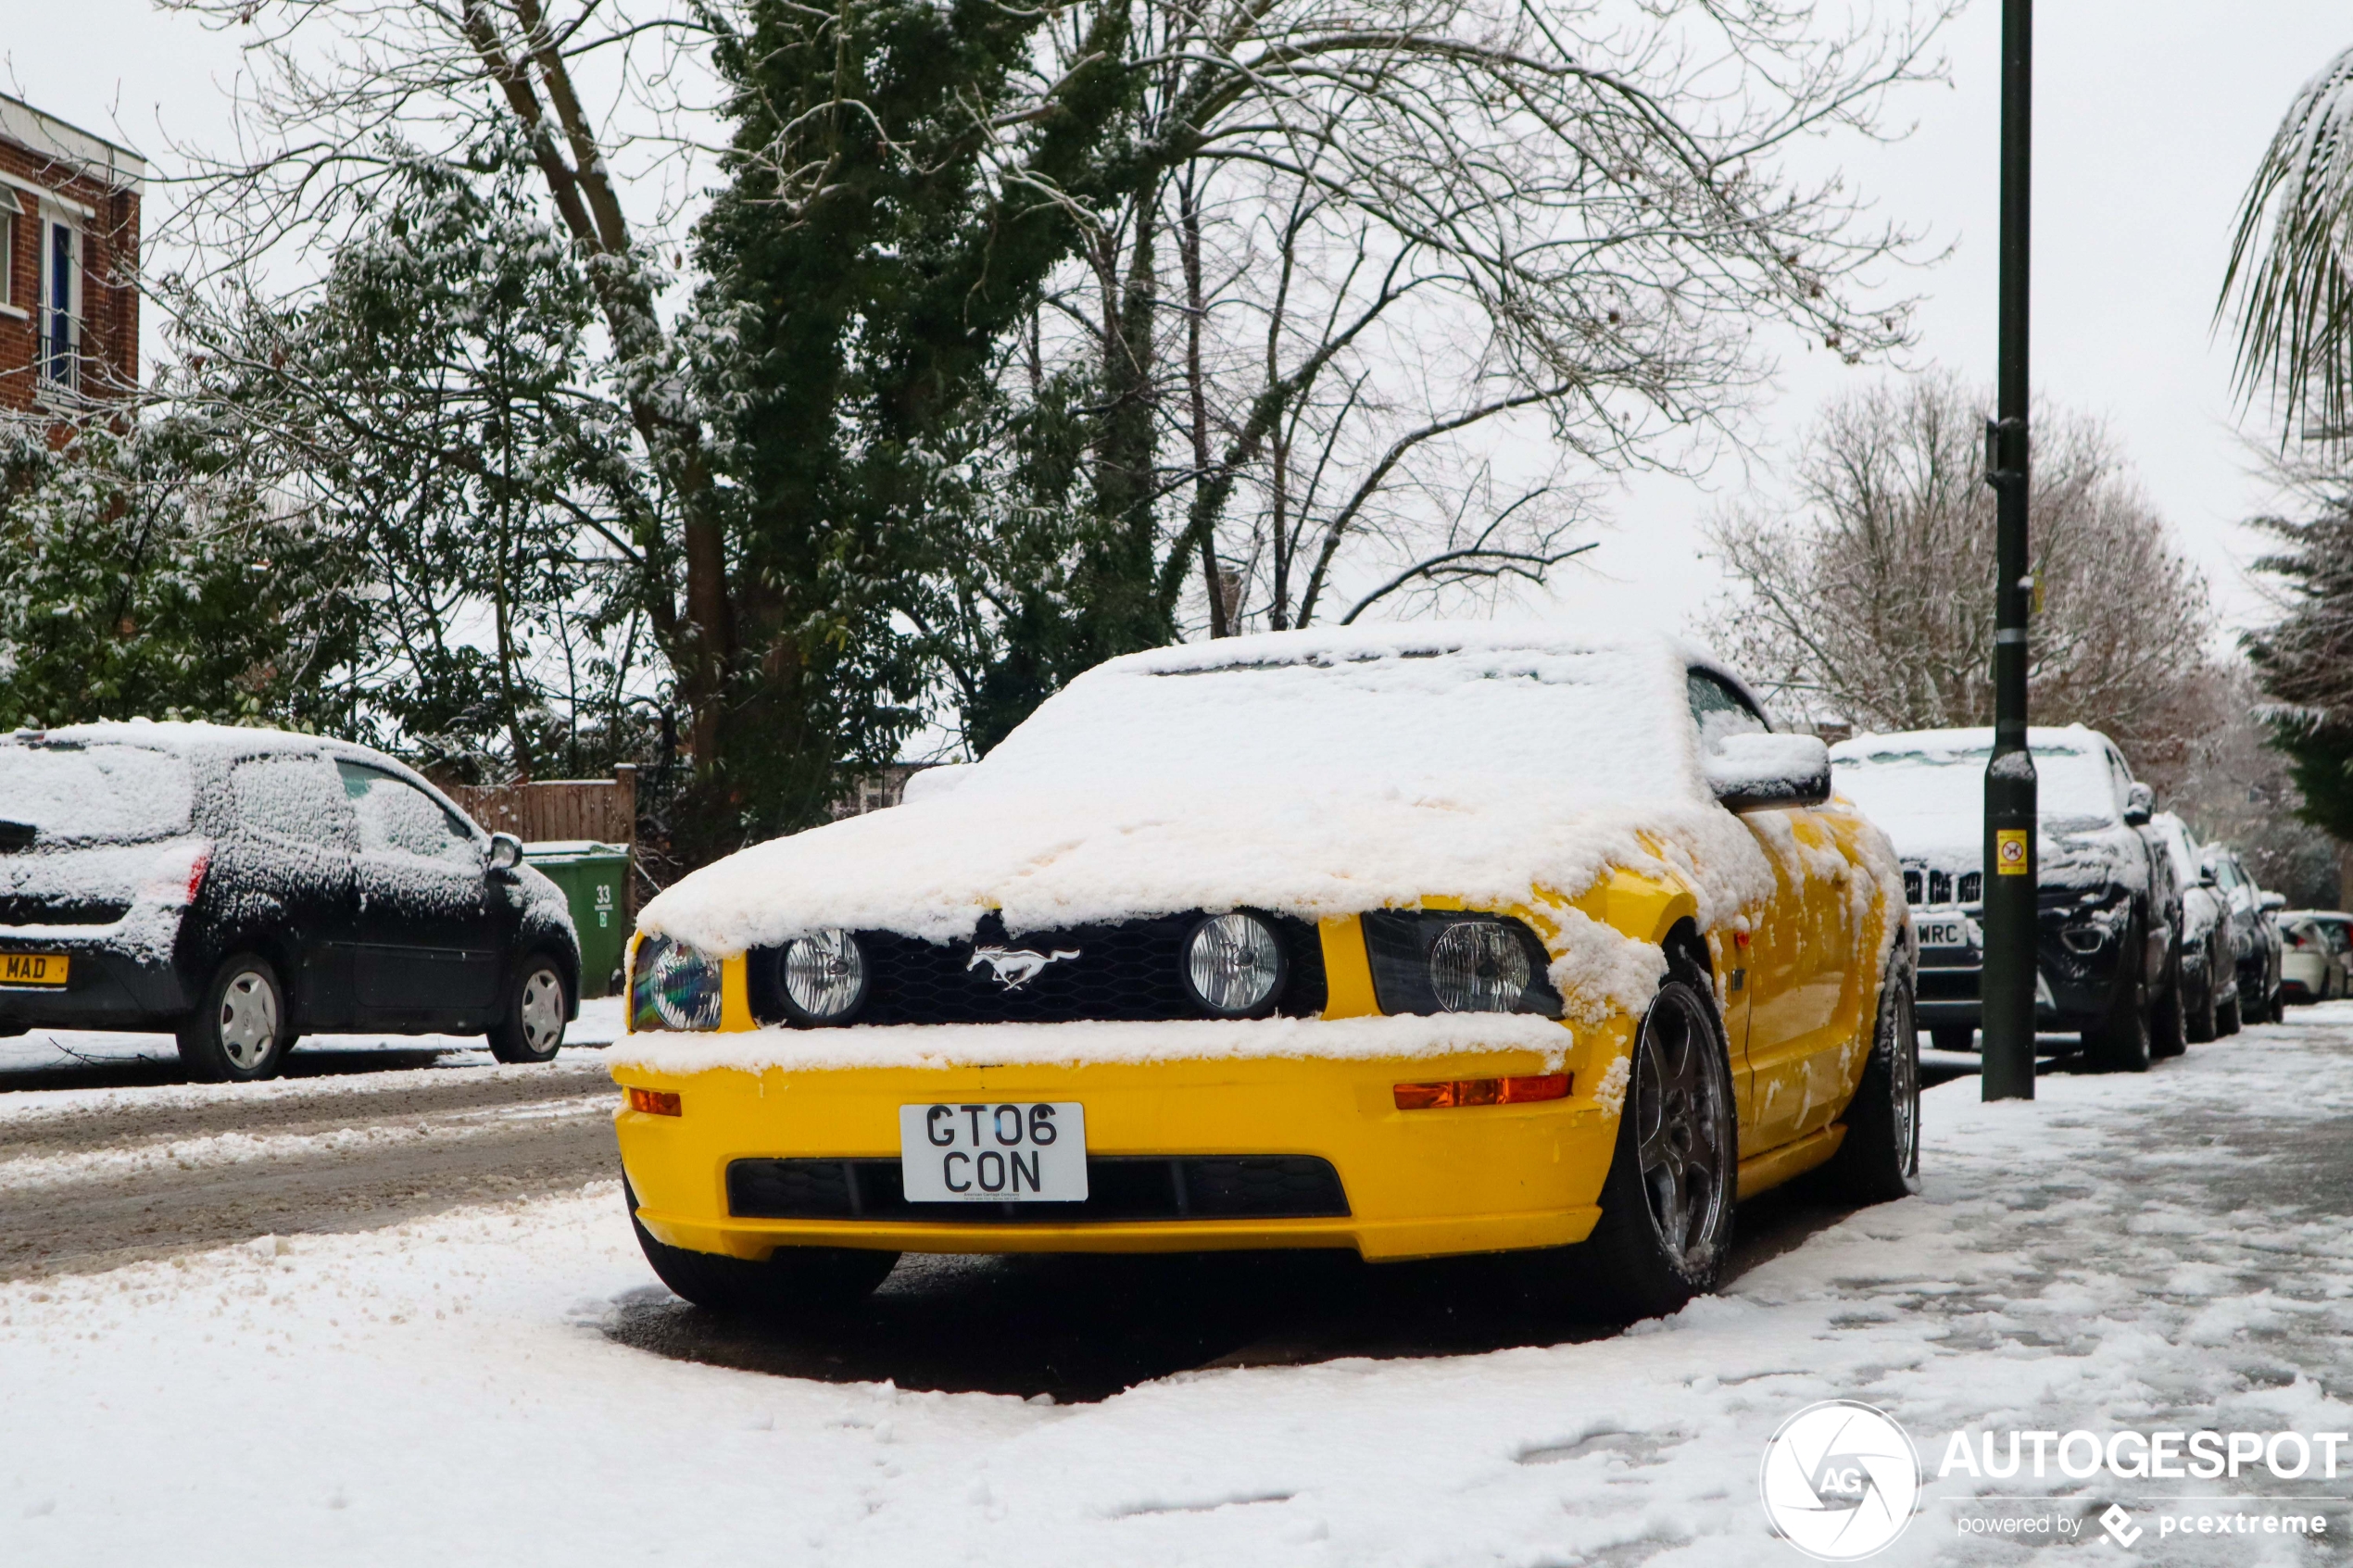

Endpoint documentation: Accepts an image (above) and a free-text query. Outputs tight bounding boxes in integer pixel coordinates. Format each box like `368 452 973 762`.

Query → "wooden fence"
447 766 639 923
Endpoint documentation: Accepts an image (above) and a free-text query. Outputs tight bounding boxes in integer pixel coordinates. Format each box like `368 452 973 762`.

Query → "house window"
0 188 17 308
40 214 77 390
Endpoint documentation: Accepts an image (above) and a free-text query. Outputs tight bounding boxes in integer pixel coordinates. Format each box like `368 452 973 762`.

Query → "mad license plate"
1917 917 1975 949
899 1102 1088 1202
0 952 68 987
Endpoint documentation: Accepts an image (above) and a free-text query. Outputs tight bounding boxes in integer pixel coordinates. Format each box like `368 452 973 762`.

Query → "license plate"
898 1102 1088 1202
0 952 68 987
1917 917 1974 949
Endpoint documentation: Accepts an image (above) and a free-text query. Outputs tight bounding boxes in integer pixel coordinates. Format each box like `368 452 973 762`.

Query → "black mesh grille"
1957 872 1983 904
747 912 1327 1027
1902 868 1923 904
727 1155 1350 1223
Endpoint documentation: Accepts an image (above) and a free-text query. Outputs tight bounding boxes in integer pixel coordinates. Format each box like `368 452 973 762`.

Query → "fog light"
1183 912 1287 1017
1393 1073 1570 1110
626 1086 681 1116
779 928 869 1024
2061 925 2105 955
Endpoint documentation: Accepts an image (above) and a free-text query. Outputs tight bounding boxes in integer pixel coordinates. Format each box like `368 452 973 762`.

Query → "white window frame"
0 187 18 313
35 204 80 394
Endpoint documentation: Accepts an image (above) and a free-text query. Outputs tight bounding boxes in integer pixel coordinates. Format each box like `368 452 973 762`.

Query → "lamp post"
1980 0 2037 1101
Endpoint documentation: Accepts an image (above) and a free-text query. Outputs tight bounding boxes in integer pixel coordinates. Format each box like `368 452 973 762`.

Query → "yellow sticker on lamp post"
1995 829 2031 875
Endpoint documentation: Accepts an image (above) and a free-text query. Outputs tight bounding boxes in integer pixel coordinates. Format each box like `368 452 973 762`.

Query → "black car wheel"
178 954 294 1084
1827 952 1921 1204
2150 941 2187 1060
2216 988 2243 1037
487 956 569 1064
1563 968 1739 1320
2186 965 2218 1044
2082 922 2151 1073
625 1180 897 1314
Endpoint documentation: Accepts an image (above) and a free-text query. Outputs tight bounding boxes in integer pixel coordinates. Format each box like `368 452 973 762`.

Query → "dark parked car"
2200 845 2284 1028
1830 724 2184 1072
0 722 580 1081
2153 812 2235 1042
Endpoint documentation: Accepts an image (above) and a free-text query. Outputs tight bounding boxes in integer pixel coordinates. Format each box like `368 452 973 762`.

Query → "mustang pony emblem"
967 945 1081 989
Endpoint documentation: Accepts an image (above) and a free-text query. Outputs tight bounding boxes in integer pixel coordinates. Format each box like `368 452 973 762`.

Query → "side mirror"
1706 733 1832 813
488 832 524 872
2122 783 2155 826
2259 891 2286 913
2199 869 2219 888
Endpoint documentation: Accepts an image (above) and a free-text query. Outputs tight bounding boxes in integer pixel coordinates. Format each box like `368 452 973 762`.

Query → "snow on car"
1829 725 2187 1070
0 721 582 1081
610 626 1912 1320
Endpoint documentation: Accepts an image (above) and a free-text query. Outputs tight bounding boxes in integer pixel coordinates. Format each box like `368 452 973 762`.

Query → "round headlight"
1184 912 1287 1017
636 936 723 1031
1429 921 1531 1012
780 928 870 1024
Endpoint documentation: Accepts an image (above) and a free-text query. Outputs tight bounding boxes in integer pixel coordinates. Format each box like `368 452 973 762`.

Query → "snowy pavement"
7 1008 2353 1565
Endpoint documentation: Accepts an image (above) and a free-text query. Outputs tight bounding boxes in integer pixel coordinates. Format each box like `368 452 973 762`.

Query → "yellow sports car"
612 628 1914 1318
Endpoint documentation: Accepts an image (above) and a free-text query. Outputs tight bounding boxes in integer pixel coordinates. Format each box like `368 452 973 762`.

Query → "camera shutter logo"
1758 1400 1921 1561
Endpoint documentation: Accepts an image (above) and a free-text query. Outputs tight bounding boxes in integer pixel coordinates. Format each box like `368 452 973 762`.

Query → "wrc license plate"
0 952 69 987
1916 917 1975 950
899 1102 1088 1202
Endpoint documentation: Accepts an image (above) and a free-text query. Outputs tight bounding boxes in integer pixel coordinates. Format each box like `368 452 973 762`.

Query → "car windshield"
1831 743 2120 838
976 644 1697 804
0 743 195 844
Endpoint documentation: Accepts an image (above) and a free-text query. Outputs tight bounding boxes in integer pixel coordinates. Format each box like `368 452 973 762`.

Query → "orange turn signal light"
626 1086 682 1117
1393 1073 1570 1110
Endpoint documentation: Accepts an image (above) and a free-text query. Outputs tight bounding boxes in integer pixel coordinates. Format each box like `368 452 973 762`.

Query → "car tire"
625 1181 897 1314
1929 1024 1974 1054
2186 969 2217 1044
2217 990 2243 1037
2150 942 2187 1060
1561 967 1739 1321
487 955 569 1064
1826 953 1920 1204
2081 929 2151 1073
177 954 294 1084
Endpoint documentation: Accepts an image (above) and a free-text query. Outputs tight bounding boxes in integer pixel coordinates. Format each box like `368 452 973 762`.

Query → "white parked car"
2280 912 2352 1004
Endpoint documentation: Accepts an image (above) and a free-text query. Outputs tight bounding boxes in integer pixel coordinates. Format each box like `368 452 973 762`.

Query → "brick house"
0 94 145 413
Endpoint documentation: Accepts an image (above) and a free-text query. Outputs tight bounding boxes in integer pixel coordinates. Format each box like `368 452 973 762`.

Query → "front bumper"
0 935 188 1031
1912 902 2130 1031
612 1020 1632 1264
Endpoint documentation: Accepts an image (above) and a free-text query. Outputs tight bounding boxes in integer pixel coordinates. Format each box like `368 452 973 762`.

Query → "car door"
223 752 361 1030
334 760 501 1025
1688 670 1853 1151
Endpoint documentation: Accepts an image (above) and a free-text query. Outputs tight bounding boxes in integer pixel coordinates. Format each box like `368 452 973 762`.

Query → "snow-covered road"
7 1007 2353 1565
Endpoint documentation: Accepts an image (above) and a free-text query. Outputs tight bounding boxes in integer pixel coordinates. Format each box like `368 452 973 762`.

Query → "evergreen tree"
2246 493 2353 842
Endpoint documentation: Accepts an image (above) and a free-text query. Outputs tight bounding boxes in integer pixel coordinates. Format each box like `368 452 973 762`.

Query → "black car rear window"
0 743 195 844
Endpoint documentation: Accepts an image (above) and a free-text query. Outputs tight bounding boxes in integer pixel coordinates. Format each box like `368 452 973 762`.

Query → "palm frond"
2221 44 2353 448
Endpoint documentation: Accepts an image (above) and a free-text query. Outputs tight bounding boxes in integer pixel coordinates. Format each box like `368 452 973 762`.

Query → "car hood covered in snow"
1828 725 2146 892
640 627 1789 961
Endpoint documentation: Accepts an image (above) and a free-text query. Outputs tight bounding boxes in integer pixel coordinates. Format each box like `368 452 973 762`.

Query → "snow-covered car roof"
639 626 1792 959
1827 724 2133 865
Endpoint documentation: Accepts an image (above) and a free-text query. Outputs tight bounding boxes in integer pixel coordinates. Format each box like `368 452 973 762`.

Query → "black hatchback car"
0 722 580 1081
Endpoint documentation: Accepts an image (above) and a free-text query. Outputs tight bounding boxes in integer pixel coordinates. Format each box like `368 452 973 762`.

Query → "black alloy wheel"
2082 922 2152 1073
1828 953 1922 1203
177 953 295 1084
1565 969 1739 1320
2150 939 2187 1060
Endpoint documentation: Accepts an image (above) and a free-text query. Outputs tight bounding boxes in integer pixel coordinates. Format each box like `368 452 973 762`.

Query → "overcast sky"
12 1 2348 648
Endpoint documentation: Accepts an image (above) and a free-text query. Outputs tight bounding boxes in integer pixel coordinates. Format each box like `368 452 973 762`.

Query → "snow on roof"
638 627 1789 959
8 720 339 759
1827 723 2113 761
